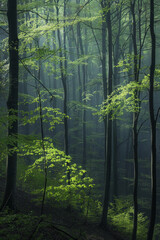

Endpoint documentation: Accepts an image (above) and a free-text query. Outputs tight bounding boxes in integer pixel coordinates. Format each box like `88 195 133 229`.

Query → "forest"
0 0 160 239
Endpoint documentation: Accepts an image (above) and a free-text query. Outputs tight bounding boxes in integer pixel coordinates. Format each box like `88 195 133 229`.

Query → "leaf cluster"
108 197 149 240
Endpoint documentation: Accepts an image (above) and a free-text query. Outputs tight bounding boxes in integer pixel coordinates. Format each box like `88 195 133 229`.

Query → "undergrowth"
108 197 160 240
0 210 79 240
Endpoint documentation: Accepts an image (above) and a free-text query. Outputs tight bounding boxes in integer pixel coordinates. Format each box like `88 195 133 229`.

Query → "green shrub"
108 197 148 240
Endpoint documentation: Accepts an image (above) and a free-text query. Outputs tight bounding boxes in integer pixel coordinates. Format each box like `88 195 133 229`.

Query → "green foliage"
69 55 91 66
98 81 141 120
108 197 149 240
0 211 73 240
98 67 160 120
0 108 19 160
116 54 134 73
19 93 66 130
69 100 97 112
0 211 39 240
154 223 160 239
0 59 8 90
18 136 96 214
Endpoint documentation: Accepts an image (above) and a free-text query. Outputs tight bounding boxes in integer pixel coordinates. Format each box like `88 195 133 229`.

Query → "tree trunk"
112 3 122 198
101 0 112 228
76 0 87 168
131 2 139 239
1 0 19 210
56 3 70 184
147 0 156 239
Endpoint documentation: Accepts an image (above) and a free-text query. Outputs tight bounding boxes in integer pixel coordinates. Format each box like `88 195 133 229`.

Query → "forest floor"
73 223 122 240
0 177 126 240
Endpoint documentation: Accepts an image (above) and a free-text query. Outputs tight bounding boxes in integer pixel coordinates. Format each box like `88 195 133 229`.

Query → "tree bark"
76 0 87 168
101 0 112 228
147 0 156 239
56 2 70 184
1 0 19 210
131 2 139 239
112 3 122 198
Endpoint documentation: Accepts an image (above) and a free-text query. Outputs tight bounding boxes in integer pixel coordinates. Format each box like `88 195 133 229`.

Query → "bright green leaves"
19 136 95 211
19 93 66 131
99 81 141 120
21 106 65 130
98 73 160 120
108 197 149 240
116 54 134 73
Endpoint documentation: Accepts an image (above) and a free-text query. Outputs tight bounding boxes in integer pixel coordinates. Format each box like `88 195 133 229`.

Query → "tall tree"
131 1 139 239
1 0 19 210
101 0 113 228
147 0 157 239
76 0 87 168
55 0 70 184
112 1 122 197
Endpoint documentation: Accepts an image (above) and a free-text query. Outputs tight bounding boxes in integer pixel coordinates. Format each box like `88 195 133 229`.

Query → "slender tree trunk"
38 89 48 216
112 3 122 198
101 0 112 227
1 0 19 210
131 2 139 239
147 0 156 239
79 26 87 168
100 0 107 186
100 0 107 227
76 0 87 167
56 3 70 184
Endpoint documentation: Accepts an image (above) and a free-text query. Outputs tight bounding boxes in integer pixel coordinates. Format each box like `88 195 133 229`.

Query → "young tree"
1 0 19 210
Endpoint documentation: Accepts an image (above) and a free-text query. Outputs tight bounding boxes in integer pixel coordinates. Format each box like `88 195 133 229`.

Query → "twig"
0 26 8 34
43 220 78 240
137 119 148 135
28 218 42 240
19 57 55 100
155 107 160 123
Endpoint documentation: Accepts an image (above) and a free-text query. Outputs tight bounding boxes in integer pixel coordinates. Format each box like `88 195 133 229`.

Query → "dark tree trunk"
76 0 87 168
131 2 139 239
56 3 70 184
147 0 156 239
1 0 19 210
112 3 122 198
101 0 112 228
79 27 87 168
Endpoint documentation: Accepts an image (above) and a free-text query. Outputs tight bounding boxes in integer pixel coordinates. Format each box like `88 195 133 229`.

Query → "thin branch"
0 9 7 12
28 218 42 240
75 0 94 18
137 119 148 135
19 57 55 100
43 220 78 240
0 26 8 34
155 107 160 123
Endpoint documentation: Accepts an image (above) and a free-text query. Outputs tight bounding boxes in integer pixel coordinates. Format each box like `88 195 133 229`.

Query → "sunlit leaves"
69 55 90 66
69 100 97 112
19 93 66 130
108 197 149 240
18 136 95 211
98 81 141 120
98 73 160 120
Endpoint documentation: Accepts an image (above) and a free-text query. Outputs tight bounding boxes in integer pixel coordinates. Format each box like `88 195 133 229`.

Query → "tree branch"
19 57 55 100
